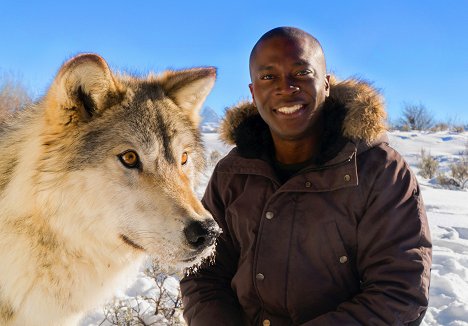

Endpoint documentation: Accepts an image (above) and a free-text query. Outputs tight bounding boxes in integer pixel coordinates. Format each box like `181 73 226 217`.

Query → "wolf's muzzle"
184 219 220 249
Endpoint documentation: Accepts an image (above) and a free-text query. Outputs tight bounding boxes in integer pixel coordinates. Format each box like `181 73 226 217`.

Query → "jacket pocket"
324 221 359 288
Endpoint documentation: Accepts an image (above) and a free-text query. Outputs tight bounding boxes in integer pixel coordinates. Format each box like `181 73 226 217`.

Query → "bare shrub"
144 263 183 323
209 150 222 166
386 118 400 131
449 143 468 189
444 116 467 133
398 103 434 131
430 123 449 132
452 125 466 133
450 162 468 189
436 174 451 186
0 71 32 118
418 149 439 179
399 124 411 132
101 261 185 326
102 298 141 325
436 174 460 189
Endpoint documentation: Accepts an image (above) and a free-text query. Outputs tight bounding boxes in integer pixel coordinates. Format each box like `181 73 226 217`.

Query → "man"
181 27 432 325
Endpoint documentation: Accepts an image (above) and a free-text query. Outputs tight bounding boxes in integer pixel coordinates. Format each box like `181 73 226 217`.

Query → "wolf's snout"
184 219 219 249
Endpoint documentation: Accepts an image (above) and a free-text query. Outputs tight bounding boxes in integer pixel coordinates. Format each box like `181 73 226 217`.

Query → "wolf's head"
36 54 220 269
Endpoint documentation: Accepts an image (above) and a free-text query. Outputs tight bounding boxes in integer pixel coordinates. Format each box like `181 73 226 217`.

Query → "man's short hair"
249 27 325 67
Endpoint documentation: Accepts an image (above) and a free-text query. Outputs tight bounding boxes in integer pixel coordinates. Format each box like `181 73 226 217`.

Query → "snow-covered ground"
389 131 468 326
81 131 468 326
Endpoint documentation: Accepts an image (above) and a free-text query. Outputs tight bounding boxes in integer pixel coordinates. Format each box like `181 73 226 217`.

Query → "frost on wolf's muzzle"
183 218 220 250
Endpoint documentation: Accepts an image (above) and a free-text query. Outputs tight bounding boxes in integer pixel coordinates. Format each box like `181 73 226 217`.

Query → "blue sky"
1 0 467 123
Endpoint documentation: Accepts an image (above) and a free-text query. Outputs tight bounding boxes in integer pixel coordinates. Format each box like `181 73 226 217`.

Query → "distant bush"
386 118 401 131
436 174 460 189
449 143 468 189
397 103 434 131
450 162 468 189
209 150 222 166
395 113 467 133
435 143 468 190
418 149 439 179
452 125 466 133
430 123 450 132
0 71 32 118
429 123 466 133
398 124 411 132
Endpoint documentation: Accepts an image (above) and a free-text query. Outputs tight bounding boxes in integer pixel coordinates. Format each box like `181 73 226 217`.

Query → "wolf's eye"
118 150 140 169
181 152 188 165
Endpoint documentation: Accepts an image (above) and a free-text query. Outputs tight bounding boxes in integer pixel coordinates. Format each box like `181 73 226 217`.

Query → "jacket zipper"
296 151 356 175
265 151 356 189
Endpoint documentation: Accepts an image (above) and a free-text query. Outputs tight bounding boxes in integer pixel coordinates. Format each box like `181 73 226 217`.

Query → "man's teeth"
277 105 302 114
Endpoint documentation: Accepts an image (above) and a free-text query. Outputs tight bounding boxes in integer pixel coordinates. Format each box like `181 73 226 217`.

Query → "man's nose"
275 77 300 95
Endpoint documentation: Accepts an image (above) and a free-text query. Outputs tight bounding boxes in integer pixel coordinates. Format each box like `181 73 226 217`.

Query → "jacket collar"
218 142 360 191
218 76 388 163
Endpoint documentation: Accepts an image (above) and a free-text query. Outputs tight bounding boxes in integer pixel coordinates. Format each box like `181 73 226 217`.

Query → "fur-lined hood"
219 76 387 160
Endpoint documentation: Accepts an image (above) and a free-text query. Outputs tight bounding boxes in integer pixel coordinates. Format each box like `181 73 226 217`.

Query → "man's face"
249 36 330 142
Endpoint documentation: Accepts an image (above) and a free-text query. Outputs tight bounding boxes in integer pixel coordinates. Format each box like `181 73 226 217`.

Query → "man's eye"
260 74 275 80
296 69 313 76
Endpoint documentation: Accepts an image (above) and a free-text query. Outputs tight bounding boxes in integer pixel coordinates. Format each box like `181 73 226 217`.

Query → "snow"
387 131 468 326
80 130 468 326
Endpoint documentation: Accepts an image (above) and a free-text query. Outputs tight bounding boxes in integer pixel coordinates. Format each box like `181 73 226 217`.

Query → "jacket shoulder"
358 141 408 168
214 147 270 174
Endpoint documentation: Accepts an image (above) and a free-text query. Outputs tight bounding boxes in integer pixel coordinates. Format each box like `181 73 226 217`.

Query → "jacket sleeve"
180 167 244 326
303 148 432 326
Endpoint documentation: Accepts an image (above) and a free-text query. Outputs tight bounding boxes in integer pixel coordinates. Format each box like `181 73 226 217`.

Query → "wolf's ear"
45 54 125 126
160 67 216 125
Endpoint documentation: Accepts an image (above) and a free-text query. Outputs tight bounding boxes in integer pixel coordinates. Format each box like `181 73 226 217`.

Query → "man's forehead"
250 36 322 67
255 60 310 72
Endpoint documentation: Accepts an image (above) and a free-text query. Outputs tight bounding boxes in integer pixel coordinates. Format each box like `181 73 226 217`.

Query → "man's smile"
273 104 310 120
276 104 304 114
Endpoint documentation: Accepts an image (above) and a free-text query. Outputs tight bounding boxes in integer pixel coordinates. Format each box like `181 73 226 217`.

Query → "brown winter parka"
180 78 432 326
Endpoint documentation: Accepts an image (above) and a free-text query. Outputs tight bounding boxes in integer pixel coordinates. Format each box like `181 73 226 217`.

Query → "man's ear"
324 74 331 97
159 67 216 126
249 83 256 106
44 53 125 127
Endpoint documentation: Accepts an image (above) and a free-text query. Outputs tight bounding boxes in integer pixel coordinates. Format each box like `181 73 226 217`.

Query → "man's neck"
272 123 324 164
272 136 319 164
270 112 325 165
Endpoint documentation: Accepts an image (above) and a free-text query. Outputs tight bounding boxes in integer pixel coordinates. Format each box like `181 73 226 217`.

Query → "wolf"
0 54 220 325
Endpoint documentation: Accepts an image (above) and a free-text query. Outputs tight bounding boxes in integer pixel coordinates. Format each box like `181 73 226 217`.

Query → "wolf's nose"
184 219 219 249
